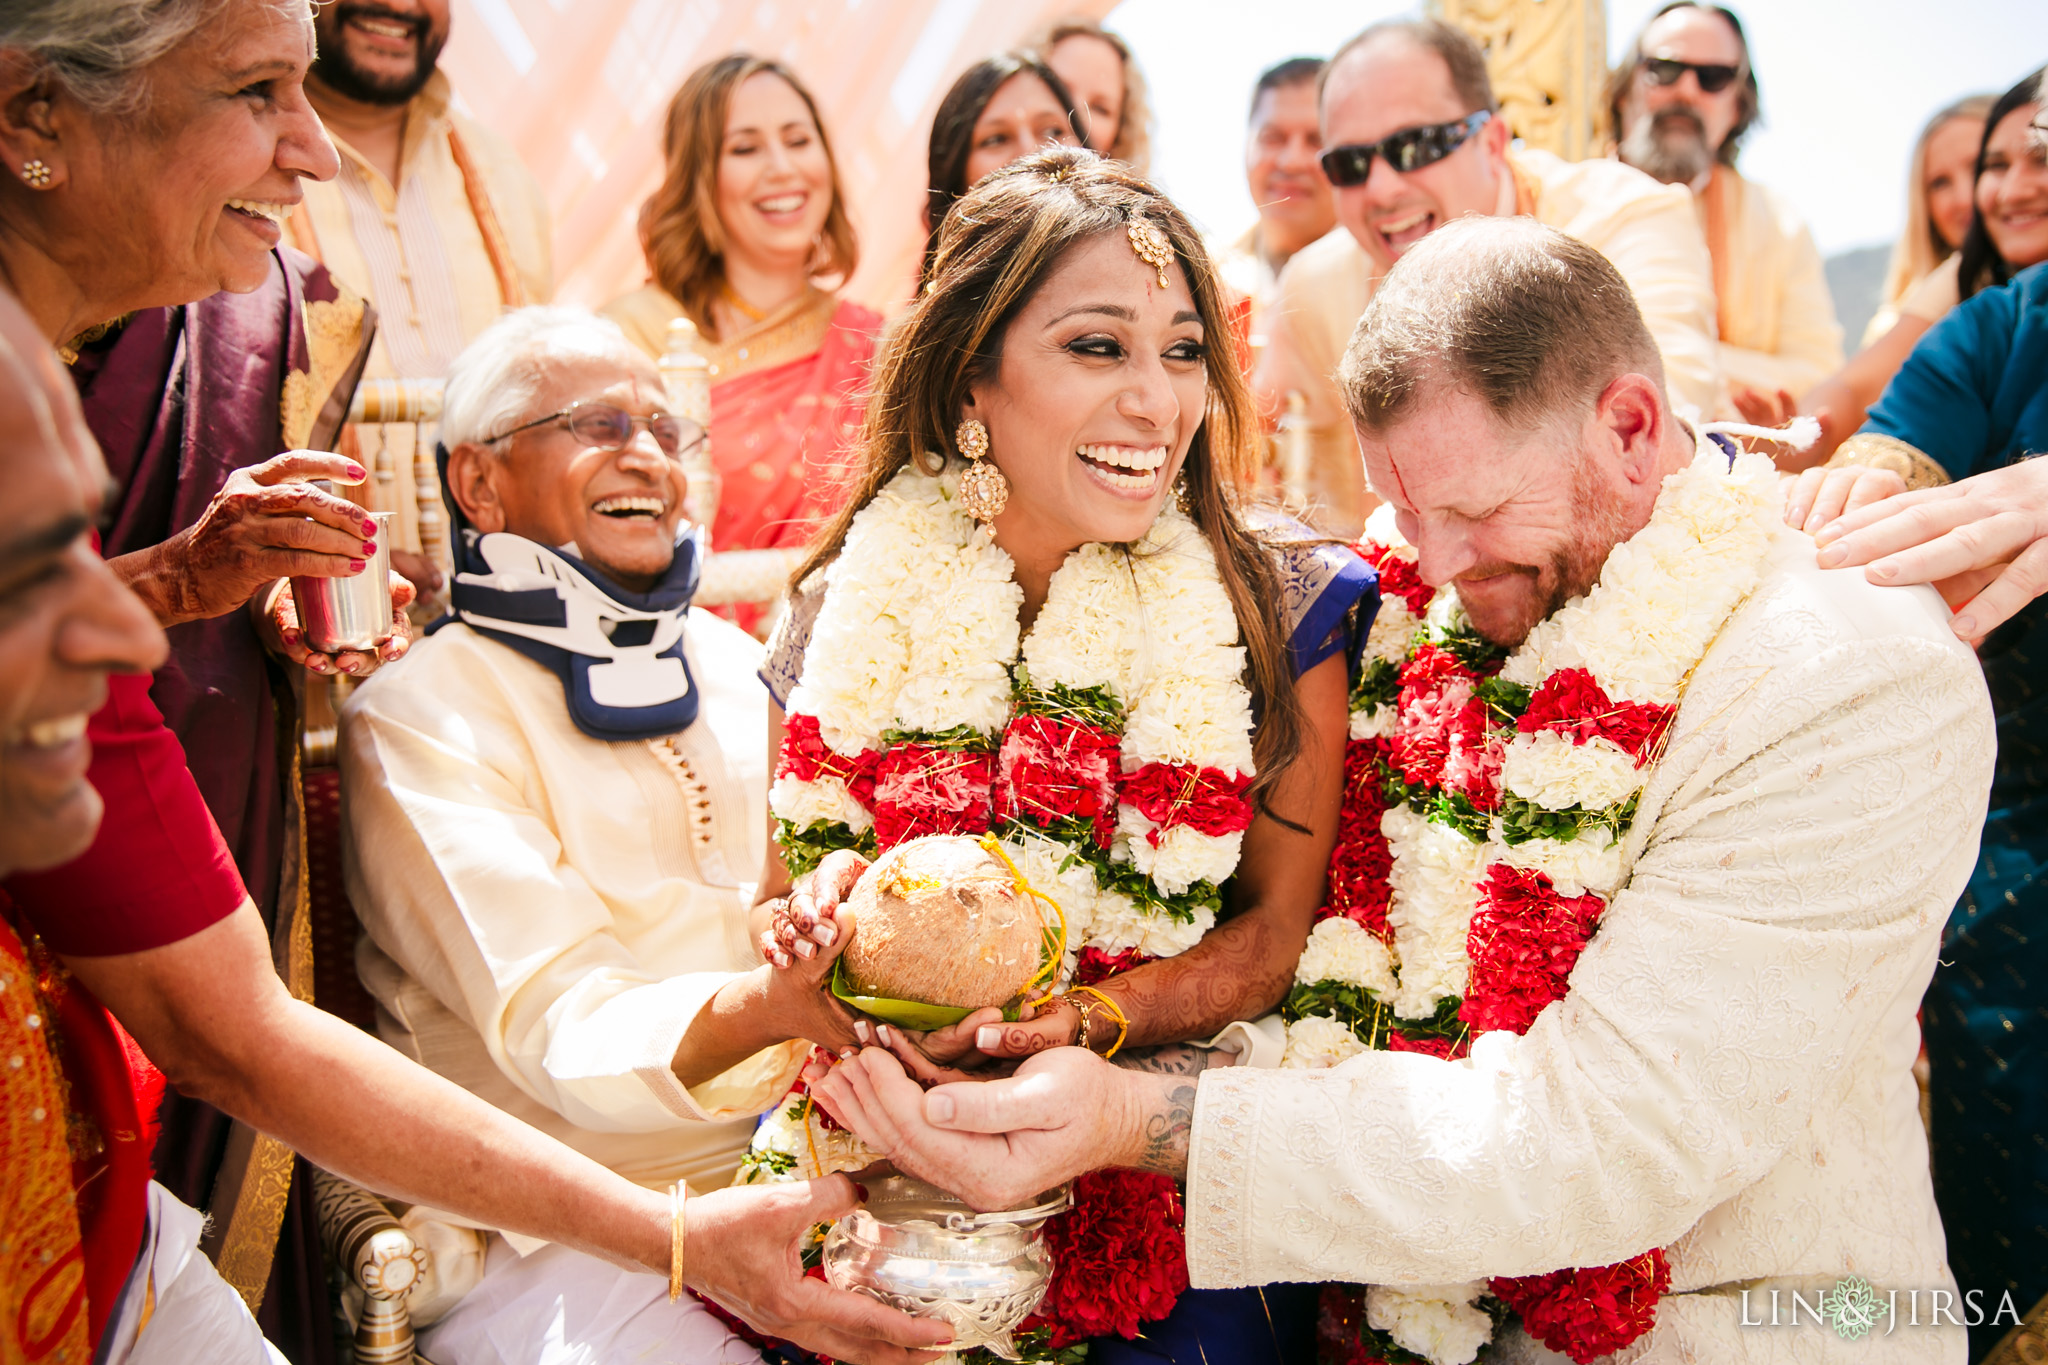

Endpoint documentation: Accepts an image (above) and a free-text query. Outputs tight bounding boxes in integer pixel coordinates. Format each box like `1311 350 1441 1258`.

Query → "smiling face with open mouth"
311 0 451 107
0 298 166 876
1320 34 1510 272
451 350 689 595
964 230 1206 561
715 71 835 287
42 1 339 323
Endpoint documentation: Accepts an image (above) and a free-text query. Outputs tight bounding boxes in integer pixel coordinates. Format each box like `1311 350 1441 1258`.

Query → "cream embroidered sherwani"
297 72 553 566
1185 519 1994 1362
1259 150 1724 537
340 612 802 1201
1698 166 1845 399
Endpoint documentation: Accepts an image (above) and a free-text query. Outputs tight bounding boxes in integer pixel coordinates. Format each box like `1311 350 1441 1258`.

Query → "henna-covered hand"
258 573 416 678
759 849 868 968
111 451 378 628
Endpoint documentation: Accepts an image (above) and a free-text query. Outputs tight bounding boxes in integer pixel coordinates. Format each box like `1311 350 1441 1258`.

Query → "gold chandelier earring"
954 417 1009 522
19 160 52 189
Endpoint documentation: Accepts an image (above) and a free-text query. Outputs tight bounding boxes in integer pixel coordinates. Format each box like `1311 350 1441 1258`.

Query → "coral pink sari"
709 292 881 551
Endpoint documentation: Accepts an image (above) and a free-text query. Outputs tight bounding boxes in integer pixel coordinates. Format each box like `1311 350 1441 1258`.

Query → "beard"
1620 106 1714 186
311 3 447 107
1459 457 1639 648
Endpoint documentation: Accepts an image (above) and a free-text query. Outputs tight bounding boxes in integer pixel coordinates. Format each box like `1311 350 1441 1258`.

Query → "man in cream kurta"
1610 4 1843 404
813 220 1995 1363
301 1 554 586
1256 21 1722 538
338 309 822 1365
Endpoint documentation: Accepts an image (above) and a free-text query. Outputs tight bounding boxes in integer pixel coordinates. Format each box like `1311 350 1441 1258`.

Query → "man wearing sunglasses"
1254 17 1722 537
1608 3 1844 426
334 308 943 1364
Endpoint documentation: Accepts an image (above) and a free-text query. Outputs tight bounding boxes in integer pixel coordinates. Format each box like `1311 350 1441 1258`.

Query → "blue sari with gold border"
1862 260 2048 1361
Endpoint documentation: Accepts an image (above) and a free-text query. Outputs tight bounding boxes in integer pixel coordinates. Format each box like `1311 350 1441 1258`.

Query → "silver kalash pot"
822 1176 1070 1361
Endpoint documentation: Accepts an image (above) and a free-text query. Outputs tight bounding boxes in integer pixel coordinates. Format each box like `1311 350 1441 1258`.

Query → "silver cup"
822 1177 1069 1360
293 509 394 653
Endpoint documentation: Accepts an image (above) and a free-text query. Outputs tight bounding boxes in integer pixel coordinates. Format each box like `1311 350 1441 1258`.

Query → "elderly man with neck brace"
338 308 937 1365
812 219 1996 1363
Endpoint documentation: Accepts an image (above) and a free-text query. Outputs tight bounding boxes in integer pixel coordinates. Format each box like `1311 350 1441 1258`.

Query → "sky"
1108 0 2048 258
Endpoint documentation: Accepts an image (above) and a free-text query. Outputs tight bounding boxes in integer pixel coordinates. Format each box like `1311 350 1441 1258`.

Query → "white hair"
439 306 645 452
0 0 309 115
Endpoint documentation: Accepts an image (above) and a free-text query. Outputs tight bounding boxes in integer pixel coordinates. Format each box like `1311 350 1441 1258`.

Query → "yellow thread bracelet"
1067 985 1129 1058
976 834 1069 1011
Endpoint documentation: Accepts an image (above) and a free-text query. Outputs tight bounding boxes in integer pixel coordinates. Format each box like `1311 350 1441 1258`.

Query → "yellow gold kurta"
339 611 802 1203
1258 148 1724 537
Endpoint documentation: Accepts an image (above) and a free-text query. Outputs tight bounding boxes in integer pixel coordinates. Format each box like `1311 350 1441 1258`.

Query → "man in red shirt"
0 288 950 1364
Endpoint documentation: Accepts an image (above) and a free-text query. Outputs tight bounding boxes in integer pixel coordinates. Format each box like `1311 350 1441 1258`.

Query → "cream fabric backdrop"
441 0 1117 316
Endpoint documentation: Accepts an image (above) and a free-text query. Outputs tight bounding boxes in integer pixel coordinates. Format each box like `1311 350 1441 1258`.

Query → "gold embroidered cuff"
1826 433 1953 490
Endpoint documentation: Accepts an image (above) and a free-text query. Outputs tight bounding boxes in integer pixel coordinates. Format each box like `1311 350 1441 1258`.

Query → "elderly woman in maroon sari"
604 56 881 628
0 8 953 1365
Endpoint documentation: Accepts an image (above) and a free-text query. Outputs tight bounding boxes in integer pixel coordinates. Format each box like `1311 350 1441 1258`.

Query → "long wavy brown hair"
640 55 859 341
793 147 1308 813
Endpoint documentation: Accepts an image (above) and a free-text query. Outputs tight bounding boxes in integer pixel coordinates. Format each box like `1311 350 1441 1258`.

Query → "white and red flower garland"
1288 440 1782 1365
770 463 1256 972
761 464 1262 1359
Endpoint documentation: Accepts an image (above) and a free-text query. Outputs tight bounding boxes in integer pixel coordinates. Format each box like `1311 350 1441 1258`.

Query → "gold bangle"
669 1180 689 1302
1067 985 1129 1059
1067 995 1095 1053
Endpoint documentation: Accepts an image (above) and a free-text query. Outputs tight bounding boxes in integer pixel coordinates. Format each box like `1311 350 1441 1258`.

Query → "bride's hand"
853 1018 1023 1086
760 849 869 968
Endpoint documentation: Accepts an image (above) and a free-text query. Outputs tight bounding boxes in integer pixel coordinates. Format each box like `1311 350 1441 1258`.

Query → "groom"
812 219 1996 1361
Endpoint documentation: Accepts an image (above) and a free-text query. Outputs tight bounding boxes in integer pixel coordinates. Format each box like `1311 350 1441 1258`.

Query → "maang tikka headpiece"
1127 217 1173 289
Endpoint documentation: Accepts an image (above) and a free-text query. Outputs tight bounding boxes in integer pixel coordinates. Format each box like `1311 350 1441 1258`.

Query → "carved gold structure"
1432 0 1611 160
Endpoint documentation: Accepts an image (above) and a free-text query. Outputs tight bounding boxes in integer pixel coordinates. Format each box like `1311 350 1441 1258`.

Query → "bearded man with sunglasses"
334 308 895 1365
1255 17 1723 537
1608 3 1844 425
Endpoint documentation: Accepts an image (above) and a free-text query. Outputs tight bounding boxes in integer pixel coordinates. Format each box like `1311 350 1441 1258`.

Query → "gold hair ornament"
1127 218 1173 289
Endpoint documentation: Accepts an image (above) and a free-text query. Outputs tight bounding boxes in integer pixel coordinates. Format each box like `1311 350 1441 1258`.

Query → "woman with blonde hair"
1039 17 1153 175
1867 94 1995 346
604 56 881 627
753 146 1372 1362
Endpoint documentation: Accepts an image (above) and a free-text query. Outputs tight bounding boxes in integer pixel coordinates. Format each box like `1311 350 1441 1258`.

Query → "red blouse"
3 667 248 1346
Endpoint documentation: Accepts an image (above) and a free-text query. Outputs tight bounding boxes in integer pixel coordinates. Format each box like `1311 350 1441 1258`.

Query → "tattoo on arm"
1109 911 1297 1048
1135 1079 1197 1178
1112 1043 1217 1076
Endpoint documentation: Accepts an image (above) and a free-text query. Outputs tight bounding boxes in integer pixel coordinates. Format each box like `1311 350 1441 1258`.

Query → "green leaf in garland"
1496 792 1640 847
773 818 877 878
878 722 994 753
1475 675 1533 723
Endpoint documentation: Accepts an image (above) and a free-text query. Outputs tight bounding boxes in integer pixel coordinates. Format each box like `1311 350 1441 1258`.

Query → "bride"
750 147 1373 1360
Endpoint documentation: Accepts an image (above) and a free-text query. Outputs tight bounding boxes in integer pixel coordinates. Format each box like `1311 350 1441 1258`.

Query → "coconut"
841 835 1049 1010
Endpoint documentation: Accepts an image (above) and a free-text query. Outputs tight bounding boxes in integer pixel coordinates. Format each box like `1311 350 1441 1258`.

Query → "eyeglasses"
487 400 706 459
1318 110 1492 188
1638 57 1742 94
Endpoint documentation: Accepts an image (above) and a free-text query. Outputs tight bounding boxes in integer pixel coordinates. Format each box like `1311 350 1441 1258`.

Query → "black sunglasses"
487 400 706 460
1318 110 1492 188
1638 57 1742 94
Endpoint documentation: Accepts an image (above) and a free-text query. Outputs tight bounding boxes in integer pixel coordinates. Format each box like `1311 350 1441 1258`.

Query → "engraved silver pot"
822 1177 1070 1361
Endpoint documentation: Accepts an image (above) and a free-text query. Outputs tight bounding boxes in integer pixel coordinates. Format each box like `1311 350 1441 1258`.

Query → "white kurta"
1183 532 1994 1361
340 611 803 1201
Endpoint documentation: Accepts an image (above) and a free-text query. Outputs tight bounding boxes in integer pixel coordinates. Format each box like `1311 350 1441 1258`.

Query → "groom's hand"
809 1046 1193 1211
